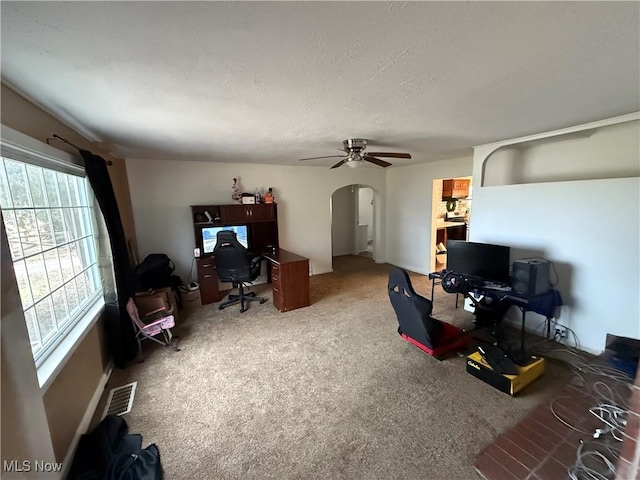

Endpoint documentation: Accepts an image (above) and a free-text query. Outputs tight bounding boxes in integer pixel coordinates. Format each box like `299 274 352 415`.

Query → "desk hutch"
190 204 310 312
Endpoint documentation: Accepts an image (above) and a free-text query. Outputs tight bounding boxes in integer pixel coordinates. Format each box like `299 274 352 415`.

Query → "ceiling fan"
298 139 411 169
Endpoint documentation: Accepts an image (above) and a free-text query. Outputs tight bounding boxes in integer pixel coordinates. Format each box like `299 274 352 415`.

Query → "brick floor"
475 359 638 480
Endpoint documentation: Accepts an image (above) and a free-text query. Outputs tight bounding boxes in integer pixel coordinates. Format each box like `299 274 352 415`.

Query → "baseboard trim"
60 362 114 478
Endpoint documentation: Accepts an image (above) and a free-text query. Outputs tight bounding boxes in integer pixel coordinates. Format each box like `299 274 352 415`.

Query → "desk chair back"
213 230 266 312
213 231 259 283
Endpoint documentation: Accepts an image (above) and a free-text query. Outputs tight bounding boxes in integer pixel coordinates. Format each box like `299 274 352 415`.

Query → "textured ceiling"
1 1 639 167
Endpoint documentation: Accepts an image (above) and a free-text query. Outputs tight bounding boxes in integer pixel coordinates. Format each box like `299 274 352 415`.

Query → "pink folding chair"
126 297 180 362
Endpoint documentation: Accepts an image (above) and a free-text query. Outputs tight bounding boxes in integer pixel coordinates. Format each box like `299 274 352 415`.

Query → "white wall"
358 186 374 241
484 120 640 186
126 160 387 278
386 156 473 275
331 186 356 256
472 114 640 354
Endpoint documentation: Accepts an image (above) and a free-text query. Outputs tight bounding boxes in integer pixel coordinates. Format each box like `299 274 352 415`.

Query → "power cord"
188 257 196 283
590 404 628 442
545 316 581 350
568 438 620 480
548 355 633 440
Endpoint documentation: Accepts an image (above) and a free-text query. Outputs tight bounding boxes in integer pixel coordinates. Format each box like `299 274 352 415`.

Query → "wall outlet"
194 247 201 258
555 326 567 340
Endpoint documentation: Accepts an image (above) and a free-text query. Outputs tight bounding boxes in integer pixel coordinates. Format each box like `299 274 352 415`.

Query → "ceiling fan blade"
299 155 346 161
330 160 347 169
366 152 412 159
364 156 392 168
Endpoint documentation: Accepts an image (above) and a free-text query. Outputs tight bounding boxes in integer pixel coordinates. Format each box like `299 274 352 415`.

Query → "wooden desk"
262 249 310 312
197 250 311 312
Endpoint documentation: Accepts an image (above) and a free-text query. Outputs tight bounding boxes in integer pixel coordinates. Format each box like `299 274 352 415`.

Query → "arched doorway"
330 184 376 268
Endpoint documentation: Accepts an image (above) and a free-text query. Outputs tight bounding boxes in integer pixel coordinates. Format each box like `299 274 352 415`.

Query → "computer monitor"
202 225 248 254
446 240 511 283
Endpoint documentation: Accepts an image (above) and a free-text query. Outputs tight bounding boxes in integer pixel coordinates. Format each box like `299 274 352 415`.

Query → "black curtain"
81 150 136 368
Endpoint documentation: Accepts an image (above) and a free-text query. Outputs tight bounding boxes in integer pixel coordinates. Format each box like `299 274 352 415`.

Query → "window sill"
38 298 105 393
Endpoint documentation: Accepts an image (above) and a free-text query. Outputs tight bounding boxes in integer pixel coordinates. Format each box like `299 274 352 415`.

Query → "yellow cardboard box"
466 350 544 396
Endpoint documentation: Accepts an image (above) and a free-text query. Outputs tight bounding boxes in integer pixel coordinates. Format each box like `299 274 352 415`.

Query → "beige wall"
0 85 135 465
126 158 388 278
386 155 474 275
42 326 106 461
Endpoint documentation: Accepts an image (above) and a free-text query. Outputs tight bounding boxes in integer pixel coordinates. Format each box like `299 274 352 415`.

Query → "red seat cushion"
400 322 469 359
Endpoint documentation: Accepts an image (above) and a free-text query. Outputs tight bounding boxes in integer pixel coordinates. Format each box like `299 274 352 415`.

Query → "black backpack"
135 254 177 291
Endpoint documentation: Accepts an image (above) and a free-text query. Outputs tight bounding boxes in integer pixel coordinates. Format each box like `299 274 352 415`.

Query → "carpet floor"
98 255 574 479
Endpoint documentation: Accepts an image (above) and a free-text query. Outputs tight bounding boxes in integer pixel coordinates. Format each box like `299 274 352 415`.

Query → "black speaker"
512 260 551 296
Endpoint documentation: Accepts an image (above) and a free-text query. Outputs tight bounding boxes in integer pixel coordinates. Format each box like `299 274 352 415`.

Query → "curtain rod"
46 134 113 165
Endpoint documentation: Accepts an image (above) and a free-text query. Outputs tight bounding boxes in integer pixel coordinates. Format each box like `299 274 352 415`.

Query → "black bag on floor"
67 414 163 480
106 443 163 480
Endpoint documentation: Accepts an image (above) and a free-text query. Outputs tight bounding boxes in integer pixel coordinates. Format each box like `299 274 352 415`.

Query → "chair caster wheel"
218 306 224 310
240 308 247 313
260 299 267 304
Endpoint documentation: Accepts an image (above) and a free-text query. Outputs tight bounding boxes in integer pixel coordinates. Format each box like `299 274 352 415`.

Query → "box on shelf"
241 194 256 204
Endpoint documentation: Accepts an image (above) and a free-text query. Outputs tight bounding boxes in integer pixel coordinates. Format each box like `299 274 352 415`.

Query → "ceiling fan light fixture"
298 138 410 169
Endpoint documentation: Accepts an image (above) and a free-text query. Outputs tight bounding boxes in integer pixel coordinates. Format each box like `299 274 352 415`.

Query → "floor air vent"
103 382 137 418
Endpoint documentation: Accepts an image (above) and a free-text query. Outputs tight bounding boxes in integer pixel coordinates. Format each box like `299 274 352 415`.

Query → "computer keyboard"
477 345 520 375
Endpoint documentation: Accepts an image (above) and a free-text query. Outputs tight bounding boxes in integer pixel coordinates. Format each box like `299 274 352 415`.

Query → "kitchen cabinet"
436 223 467 248
442 179 470 199
447 224 467 241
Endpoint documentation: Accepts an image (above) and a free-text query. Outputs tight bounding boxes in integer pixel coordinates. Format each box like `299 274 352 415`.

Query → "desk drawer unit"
271 263 284 310
197 258 224 304
270 258 310 312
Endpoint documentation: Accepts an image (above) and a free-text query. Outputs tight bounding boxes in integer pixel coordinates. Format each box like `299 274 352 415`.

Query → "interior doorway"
357 186 374 258
331 184 376 267
429 176 473 273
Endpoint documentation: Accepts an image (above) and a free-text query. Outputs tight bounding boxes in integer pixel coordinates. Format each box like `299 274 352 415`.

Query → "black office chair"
214 230 267 312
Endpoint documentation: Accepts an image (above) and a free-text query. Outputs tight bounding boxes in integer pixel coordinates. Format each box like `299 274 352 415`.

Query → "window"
0 152 103 366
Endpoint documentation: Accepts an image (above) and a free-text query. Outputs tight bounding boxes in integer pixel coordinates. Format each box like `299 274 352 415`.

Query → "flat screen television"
446 240 511 283
202 225 248 254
